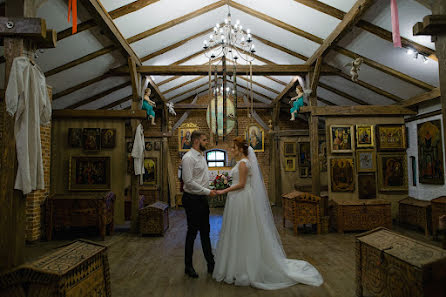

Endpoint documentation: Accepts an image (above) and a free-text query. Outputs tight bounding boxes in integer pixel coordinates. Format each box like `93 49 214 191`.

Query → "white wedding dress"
213 147 323 290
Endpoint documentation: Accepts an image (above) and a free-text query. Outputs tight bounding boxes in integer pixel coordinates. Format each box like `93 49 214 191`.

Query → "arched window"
206 149 227 167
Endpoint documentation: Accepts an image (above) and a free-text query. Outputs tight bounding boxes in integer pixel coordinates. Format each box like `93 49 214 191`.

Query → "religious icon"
245 124 264 152
68 128 82 147
376 124 406 151
154 141 161 151
356 125 374 148
358 173 376 199
127 141 133 154
330 158 355 192
178 123 198 152
330 125 354 153
145 141 153 151
101 128 116 148
284 157 295 172
378 153 408 191
417 120 444 184
143 158 157 186
356 149 375 172
69 156 111 191
82 128 101 152
298 142 311 166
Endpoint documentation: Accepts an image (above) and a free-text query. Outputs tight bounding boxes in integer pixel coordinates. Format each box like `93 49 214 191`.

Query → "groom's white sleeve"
182 157 211 196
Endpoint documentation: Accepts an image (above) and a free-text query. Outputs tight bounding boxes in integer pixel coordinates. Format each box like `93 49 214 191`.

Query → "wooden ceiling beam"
300 105 416 116
109 0 160 19
53 109 146 119
305 0 375 66
100 95 133 109
127 0 226 44
317 96 337 106
318 81 369 105
252 33 308 61
53 73 112 100
57 19 97 40
163 76 206 94
147 76 167 103
84 0 141 65
400 87 441 107
137 64 334 75
44 45 116 77
174 102 272 110
66 81 131 109
293 0 435 58
238 76 280 94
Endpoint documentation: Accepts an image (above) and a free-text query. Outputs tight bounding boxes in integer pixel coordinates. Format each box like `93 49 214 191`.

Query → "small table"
46 192 115 240
330 198 392 233
398 197 431 236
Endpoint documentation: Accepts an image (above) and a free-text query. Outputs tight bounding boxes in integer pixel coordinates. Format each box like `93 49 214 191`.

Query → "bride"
213 136 323 290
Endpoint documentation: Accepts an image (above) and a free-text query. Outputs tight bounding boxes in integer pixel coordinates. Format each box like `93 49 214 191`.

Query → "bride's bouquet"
210 173 232 190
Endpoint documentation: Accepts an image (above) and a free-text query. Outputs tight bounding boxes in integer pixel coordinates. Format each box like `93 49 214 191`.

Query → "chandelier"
202 5 256 142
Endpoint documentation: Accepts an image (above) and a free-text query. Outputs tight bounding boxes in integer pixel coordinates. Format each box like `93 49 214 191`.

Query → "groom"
181 131 216 278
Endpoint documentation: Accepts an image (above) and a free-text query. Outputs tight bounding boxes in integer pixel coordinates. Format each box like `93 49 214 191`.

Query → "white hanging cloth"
6 56 52 195
131 123 145 185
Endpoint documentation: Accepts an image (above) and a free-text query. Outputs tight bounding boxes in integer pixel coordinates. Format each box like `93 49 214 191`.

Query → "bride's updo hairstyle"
233 136 249 156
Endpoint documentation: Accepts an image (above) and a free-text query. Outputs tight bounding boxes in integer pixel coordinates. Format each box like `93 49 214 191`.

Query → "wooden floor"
24 207 443 297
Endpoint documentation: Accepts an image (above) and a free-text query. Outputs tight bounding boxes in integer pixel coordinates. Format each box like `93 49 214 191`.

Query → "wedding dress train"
212 148 323 290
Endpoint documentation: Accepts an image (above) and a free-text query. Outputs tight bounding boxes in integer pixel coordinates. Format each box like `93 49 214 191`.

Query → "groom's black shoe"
207 262 215 274
185 267 199 278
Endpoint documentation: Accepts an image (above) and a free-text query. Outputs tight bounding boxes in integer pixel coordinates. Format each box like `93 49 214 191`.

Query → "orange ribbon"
68 0 78 34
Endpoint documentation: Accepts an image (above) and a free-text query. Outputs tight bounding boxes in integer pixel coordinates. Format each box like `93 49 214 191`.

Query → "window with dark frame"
206 149 226 167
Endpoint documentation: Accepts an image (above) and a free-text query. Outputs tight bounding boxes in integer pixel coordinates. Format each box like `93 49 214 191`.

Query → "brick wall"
25 87 52 242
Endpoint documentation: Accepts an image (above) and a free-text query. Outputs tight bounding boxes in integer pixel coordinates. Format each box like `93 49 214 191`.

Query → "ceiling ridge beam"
305 0 375 66
45 45 117 77
332 46 435 90
109 0 160 19
100 94 133 109
158 57 221 86
127 0 226 44
66 81 131 109
293 0 435 58
53 73 112 100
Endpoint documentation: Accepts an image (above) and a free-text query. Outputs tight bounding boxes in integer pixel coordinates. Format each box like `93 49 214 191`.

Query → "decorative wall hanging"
356 149 376 172
376 124 406 151
284 142 296 156
82 128 100 152
178 123 198 152
101 129 116 149
68 128 82 148
358 173 377 199
330 158 355 192
145 141 153 151
377 153 408 191
154 141 161 151
330 125 354 153
206 95 235 136
69 156 111 191
356 125 374 148
298 142 310 166
417 120 444 184
284 157 296 172
245 124 264 152
143 158 157 187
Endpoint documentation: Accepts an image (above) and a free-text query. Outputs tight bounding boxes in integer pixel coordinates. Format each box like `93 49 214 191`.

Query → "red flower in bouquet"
211 173 232 190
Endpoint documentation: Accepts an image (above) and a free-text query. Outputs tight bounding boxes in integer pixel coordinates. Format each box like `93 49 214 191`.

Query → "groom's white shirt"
182 148 211 196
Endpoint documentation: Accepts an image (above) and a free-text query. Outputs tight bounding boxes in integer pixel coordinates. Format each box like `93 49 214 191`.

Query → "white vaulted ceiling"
0 0 438 112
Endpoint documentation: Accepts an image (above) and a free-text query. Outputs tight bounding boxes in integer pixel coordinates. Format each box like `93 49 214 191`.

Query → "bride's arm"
219 162 248 194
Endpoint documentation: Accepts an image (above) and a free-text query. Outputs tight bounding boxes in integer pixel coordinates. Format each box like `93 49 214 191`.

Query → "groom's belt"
184 192 207 197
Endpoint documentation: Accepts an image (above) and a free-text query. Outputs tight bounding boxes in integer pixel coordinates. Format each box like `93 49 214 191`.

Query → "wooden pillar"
0 0 37 271
309 58 322 196
222 55 227 141
162 105 169 204
128 57 140 233
270 102 281 205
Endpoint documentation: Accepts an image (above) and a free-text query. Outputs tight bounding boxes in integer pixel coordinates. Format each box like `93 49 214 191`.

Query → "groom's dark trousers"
182 192 214 268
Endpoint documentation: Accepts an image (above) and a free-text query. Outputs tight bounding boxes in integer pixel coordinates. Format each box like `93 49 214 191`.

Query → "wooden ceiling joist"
57 19 97 40
174 102 272 110
100 95 133 109
318 81 369 105
300 105 417 116
44 45 116 77
163 76 206 94
53 109 146 119
109 0 160 19
400 87 441 107
66 81 131 109
53 73 112 100
127 0 226 44
85 0 141 65
238 76 280 94
317 96 337 106
147 76 167 103
293 0 436 58
137 64 334 75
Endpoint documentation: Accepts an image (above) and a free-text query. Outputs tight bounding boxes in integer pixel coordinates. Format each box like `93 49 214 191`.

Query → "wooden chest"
399 197 432 236
0 240 111 297
330 199 392 233
282 191 321 235
432 196 446 239
140 201 169 235
46 192 116 240
356 227 446 297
